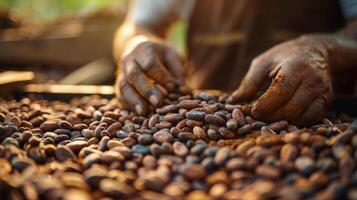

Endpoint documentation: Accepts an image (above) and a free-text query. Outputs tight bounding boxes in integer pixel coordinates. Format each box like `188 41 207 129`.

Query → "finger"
124 60 164 107
165 49 185 85
293 98 326 126
251 61 303 119
229 56 272 103
114 77 129 109
117 74 149 115
135 45 177 87
264 81 317 122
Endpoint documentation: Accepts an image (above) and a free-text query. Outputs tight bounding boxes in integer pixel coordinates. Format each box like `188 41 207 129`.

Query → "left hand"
229 36 333 126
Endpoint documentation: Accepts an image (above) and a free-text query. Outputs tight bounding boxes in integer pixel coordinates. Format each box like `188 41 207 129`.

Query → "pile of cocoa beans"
0 92 356 200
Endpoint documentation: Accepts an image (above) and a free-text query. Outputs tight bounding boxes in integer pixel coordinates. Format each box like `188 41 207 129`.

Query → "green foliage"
0 0 127 21
0 0 186 53
168 20 187 56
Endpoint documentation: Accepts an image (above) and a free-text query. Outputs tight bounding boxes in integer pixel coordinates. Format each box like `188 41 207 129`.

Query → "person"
113 0 357 126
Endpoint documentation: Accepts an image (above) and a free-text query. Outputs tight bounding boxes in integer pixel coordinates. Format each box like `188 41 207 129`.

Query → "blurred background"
0 0 356 114
0 0 185 85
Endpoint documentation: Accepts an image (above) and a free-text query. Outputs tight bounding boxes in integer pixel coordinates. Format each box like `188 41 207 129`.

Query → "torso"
186 0 344 91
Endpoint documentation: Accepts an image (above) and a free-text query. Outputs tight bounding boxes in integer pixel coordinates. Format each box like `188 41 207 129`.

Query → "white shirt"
129 0 357 28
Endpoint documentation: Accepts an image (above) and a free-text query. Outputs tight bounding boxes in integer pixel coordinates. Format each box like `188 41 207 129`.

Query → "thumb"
229 56 271 103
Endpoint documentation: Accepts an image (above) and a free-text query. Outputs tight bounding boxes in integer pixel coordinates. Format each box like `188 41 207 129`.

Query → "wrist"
296 34 331 54
121 35 151 58
296 34 336 70
113 22 161 62
298 34 357 73
122 34 165 57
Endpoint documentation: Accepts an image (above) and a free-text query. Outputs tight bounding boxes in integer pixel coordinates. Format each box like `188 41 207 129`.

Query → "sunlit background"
0 0 185 85
0 0 126 21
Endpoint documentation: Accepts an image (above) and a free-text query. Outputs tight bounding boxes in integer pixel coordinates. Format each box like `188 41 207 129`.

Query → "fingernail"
149 95 159 106
135 105 144 114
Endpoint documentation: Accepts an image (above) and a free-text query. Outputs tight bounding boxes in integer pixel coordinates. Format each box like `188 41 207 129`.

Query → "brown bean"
205 114 225 126
232 108 246 126
40 121 59 132
153 130 174 144
179 100 200 109
148 114 160 128
164 114 184 124
280 144 299 162
268 120 288 132
0 92 356 199
173 141 188 157
193 126 207 140
179 163 206 180
55 145 76 162
66 140 88 153
107 122 122 137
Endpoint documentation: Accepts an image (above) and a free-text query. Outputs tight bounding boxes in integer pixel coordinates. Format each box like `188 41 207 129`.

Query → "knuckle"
133 42 157 59
279 83 292 96
285 57 306 71
251 57 264 68
141 43 160 58
280 87 290 98
137 41 155 50
142 45 156 57
311 73 324 85
251 50 273 68
274 75 293 95
141 57 157 71
127 66 140 82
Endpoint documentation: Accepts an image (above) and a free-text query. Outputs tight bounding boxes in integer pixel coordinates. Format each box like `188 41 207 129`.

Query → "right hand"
115 36 185 115
228 36 333 126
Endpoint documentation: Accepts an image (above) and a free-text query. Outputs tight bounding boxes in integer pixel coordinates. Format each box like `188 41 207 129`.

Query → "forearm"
327 20 357 72
113 0 185 63
316 20 357 73
113 21 162 63
295 20 357 74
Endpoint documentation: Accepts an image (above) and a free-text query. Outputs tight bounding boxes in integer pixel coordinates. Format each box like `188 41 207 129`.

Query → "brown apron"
186 0 344 92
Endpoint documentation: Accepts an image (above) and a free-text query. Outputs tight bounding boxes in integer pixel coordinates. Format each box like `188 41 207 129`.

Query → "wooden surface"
0 19 122 67
22 84 115 95
0 71 34 94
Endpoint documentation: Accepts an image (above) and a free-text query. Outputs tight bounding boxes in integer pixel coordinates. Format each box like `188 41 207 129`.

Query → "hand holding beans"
115 36 185 115
230 36 333 126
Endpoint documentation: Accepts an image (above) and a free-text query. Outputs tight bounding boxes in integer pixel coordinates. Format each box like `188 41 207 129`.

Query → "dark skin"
114 14 357 126
115 40 184 114
229 36 334 125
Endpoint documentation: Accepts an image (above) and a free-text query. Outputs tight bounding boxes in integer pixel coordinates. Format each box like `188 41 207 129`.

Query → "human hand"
115 36 185 115
229 36 333 126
